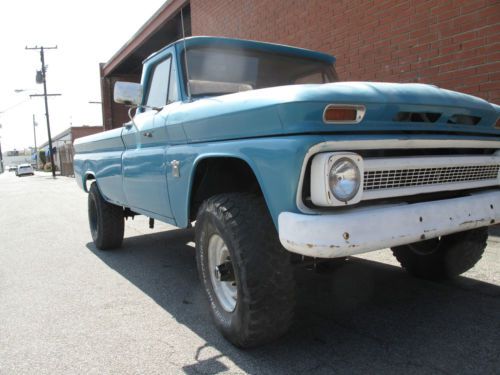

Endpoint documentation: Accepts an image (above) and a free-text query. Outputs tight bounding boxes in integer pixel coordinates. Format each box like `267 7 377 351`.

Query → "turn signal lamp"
323 104 366 124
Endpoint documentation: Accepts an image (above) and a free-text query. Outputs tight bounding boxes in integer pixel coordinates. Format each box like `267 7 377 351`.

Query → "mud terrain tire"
88 182 124 250
195 193 295 348
392 227 488 280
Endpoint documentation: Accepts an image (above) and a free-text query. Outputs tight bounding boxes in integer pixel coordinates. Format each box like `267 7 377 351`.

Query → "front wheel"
391 227 488 280
195 193 295 348
88 182 124 250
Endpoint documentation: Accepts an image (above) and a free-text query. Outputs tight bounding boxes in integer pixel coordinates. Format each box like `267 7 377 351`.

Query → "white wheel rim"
208 234 237 312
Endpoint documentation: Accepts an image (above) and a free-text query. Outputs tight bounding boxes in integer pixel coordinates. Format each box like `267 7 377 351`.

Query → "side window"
168 64 180 103
145 57 171 109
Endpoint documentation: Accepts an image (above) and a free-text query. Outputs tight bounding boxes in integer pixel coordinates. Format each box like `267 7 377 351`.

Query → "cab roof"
144 36 336 65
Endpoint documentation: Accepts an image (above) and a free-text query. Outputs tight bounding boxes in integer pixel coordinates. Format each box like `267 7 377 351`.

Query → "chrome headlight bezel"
329 157 361 202
311 152 364 206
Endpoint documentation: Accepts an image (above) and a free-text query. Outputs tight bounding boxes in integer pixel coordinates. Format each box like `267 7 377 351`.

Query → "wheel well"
84 173 96 192
189 157 262 221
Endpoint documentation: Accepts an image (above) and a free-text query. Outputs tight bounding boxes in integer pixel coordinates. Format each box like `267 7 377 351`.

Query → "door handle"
143 132 153 138
171 160 180 178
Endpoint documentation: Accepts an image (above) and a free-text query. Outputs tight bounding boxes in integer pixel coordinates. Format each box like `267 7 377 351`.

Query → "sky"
0 0 167 151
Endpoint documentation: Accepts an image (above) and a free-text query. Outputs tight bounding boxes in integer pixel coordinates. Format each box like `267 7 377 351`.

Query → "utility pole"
32 114 38 168
26 45 59 178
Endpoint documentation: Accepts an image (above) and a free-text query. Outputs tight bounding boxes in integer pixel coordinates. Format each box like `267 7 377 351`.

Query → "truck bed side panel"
73 128 127 206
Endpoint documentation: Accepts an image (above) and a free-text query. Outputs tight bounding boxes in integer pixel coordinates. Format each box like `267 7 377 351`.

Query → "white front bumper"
279 190 500 258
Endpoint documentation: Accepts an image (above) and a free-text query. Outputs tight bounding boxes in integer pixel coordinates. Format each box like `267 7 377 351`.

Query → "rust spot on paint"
306 243 314 248
459 219 487 226
461 219 477 226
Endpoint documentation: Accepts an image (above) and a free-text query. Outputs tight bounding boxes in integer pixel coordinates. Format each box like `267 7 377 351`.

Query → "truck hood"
168 82 499 142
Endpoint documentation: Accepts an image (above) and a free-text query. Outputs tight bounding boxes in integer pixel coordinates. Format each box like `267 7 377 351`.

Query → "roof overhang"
102 0 189 77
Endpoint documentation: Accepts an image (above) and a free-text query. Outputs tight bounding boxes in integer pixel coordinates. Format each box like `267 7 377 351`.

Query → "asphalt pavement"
1 171 499 374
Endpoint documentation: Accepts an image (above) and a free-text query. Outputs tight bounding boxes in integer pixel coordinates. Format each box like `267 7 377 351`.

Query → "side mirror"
114 82 143 106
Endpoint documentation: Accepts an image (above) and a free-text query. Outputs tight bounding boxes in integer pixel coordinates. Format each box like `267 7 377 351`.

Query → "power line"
0 98 30 114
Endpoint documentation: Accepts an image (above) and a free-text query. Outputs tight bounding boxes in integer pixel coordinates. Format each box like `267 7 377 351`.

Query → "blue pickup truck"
74 36 500 347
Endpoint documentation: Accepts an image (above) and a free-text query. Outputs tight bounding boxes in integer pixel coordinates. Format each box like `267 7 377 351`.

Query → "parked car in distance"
16 164 34 176
8 166 17 172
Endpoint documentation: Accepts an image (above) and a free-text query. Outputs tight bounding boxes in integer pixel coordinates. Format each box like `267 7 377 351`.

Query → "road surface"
1 171 499 374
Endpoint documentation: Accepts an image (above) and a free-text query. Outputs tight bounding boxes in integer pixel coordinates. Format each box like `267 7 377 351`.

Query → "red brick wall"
191 0 499 104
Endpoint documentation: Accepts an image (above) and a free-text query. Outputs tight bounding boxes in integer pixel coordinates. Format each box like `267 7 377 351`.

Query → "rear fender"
83 171 96 193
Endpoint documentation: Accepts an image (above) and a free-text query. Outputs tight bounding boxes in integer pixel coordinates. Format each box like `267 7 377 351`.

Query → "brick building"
100 0 499 130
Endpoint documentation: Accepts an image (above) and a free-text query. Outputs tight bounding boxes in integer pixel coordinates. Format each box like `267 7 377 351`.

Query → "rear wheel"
195 193 295 348
88 182 124 250
391 227 488 280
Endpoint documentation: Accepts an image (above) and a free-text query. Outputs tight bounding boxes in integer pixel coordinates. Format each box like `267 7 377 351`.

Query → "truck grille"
364 165 500 191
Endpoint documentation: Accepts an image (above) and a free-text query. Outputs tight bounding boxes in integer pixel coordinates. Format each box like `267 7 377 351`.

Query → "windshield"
183 46 337 97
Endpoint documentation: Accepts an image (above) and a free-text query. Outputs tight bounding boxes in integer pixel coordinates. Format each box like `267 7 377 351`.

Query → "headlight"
328 158 361 202
310 152 364 206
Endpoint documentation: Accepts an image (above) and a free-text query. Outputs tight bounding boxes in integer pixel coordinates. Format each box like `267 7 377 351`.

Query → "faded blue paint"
74 37 500 230
165 136 319 227
74 127 126 204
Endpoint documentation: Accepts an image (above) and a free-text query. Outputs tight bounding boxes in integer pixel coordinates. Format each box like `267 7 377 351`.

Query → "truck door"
122 54 177 220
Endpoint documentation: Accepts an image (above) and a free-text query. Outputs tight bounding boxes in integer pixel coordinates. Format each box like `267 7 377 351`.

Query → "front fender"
166 135 325 228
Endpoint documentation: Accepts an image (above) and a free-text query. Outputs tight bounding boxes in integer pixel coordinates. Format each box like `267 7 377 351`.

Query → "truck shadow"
86 228 500 374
